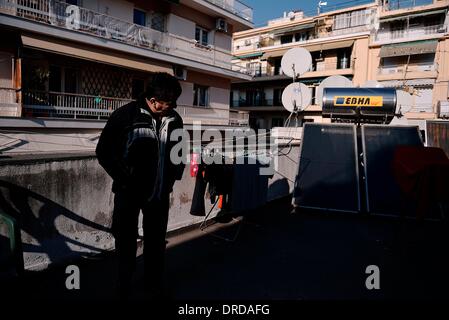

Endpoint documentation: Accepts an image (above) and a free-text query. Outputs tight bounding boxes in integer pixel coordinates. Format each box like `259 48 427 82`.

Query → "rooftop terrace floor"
2 196 449 301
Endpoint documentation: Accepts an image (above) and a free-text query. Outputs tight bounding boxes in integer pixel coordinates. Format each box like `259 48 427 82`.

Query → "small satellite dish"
361 80 384 88
281 48 312 78
316 75 353 106
282 82 312 113
395 89 413 114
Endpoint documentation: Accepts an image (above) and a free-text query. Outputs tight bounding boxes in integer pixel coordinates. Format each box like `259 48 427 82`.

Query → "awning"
305 39 354 52
261 39 354 59
21 34 173 74
379 79 435 87
380 9 447 23
271 23 316 36
234 52 264 59
379 40 438 57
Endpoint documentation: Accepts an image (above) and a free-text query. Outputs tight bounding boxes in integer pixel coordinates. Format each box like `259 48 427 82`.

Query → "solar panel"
293 123 361 213
362 125 423 216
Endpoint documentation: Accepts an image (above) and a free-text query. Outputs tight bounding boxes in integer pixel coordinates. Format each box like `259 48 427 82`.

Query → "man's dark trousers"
112 190 170 296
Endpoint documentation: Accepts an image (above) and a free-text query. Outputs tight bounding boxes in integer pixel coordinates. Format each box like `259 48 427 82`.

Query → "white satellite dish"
281 48 312 78
316 75 353 106
361 80 384 88
282 82 312 113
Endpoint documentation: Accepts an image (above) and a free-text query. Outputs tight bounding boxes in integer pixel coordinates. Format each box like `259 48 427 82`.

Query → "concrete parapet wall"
0 148 299 271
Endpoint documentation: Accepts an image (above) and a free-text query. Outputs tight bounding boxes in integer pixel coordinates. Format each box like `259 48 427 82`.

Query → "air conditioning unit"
437 100 449 118
173 65 187 81
316 17 326 26
216 18 228 32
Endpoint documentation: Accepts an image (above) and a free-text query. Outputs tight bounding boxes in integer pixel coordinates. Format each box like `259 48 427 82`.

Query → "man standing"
96 72 185 299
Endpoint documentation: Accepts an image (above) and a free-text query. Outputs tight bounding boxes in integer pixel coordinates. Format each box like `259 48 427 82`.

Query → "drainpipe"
15 47 22 117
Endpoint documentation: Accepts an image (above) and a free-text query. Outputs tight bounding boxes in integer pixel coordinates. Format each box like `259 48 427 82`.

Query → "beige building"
370 0 449 128
231 0 449 130
0 0 253 126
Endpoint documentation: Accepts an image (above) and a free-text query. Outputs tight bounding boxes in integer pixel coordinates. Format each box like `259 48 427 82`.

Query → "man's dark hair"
142 72 182 106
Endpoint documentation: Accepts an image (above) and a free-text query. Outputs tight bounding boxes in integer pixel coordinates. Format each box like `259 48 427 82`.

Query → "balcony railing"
375 24 447 42
21 90 249 125
233 24 370 53
0 0 232 69
328 24 370 37
205 0 253 22
232 99 283 107
177 104 248 126
233 60 354 77
382 0 434 11
229 108 250 125
399 103 434 113
378 63 436 74
22 90 132 119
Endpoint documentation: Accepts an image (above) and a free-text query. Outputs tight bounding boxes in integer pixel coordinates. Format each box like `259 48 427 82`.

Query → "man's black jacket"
96 99 185 200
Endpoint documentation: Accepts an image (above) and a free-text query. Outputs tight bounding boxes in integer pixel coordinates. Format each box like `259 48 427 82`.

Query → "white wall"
178 81 194 106
167 14 195 39
209 87 230 110
0 52 13 88
215 32 232 51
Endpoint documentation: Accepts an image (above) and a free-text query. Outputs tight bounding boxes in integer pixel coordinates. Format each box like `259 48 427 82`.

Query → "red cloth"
393 146 449 219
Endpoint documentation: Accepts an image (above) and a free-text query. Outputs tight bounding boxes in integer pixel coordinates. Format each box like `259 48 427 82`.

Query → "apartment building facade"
231 0 449 130
0 0 253 126
370 0 449 126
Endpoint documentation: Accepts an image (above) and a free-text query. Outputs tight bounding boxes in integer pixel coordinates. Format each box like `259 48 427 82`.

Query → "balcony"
204 0 253 22
232 99 283 107
177 104 249 126
233 60 354 79
382 0 435 11
408 103 433 113
22 90 132 119
378 63 437 75
0 0 232 70
327 24 371 37
21 90 249 126
375 24 447 42
233 24 370 54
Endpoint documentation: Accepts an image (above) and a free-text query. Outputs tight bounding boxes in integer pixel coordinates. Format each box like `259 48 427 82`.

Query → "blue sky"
243 0 374 27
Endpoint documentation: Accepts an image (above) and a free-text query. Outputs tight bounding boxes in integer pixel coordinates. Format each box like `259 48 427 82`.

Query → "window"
195 26 209 46
334 9 370 30
337 49 351 69
49 65 78 93
49 65 61 92
246 62 262 77
271 117 284 128
133 9 146 26
334 12 350 30
280 34 293 44
132 78 145 99
295 32 310 42
193 84 209 107
65 0 79 5
64 67 78 93
273 58 282 75
150 12 166 32
273 88 283 106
